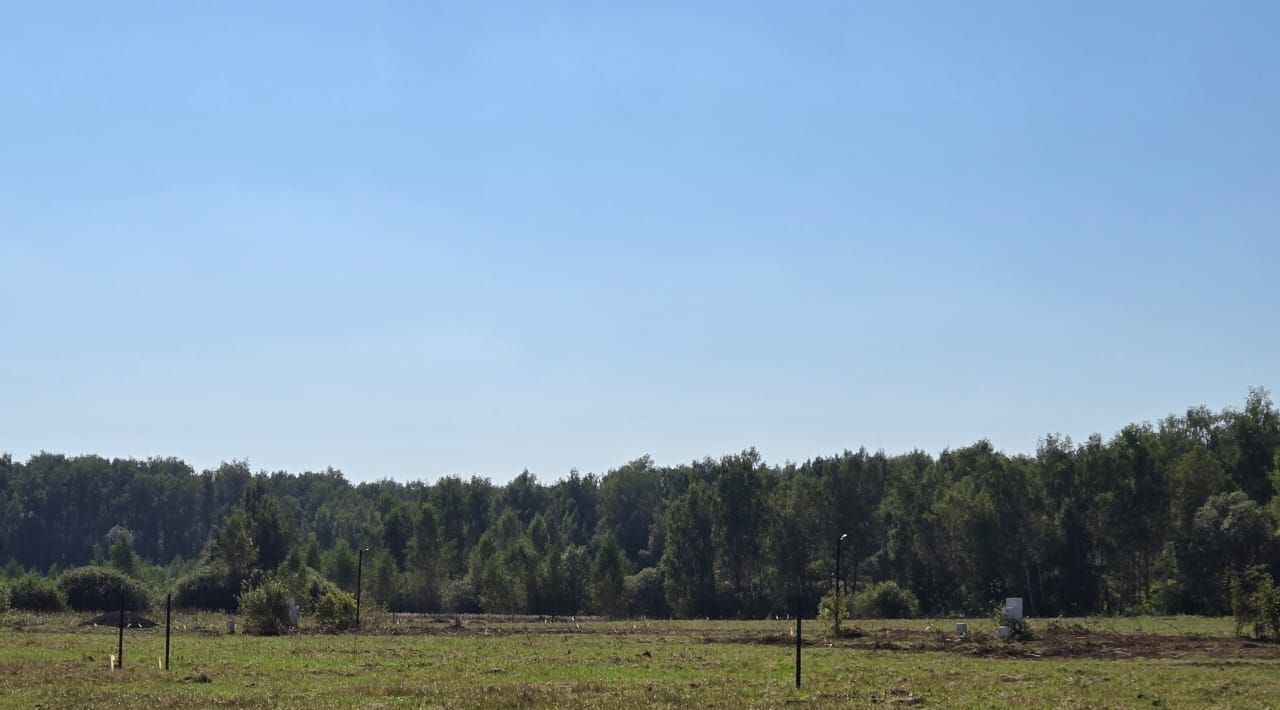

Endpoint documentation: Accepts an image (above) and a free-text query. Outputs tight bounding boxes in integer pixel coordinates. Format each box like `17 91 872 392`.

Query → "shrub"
992 603 1035 641
625 567 670 618
58 566 151 611
441 577 481 614
0 582 9 612
2 558 23 579
279 566 333 614
175 564 247 611
818 589 856 632
239 578 293 636
1231 567 1280 638
1256 581 1280 639
10 575 67 612
850 581 919 619
315 586 357 632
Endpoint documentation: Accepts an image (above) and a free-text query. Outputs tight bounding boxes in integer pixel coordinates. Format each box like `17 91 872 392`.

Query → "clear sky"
2 1 1277 483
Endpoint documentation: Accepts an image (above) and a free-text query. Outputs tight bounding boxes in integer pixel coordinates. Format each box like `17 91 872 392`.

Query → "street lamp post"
356 547 370 629
835 533 848 635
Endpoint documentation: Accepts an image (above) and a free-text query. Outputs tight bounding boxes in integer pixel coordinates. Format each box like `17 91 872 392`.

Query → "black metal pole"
164 593 172 670
795 592 802 689
835 536 842 635
356 548 367 629
835 532 847 635
117 594 125 670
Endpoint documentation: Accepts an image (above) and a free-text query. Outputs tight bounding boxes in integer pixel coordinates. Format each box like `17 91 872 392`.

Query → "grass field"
2 612 1278 708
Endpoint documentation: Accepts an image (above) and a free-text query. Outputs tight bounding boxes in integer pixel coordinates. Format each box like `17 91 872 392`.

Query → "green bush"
991 603 1035 641
315 586 357 632
1256 581 1280 639
850 581 919 619
0 582 9 612
625 567 670 618
239 578 293 636
10 575 68 612
175 564 244 611
280 566 333 614
817 589 856 631
442 577 480 614
1231 567 1280 638
58 566 151 611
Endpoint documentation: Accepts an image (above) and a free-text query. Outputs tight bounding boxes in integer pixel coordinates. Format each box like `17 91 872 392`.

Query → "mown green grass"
1 613 1275 708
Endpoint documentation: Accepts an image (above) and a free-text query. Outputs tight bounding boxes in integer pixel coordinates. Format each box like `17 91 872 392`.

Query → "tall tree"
406 502 442 611
381 503 415 570
107 527 141 578
591 535 627 617
243 478 292 570
599 456 662 566
661 482 717 618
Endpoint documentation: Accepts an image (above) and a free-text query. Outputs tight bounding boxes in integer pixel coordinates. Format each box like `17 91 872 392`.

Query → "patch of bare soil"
309 615 1280 661
701 625 1280 661
342 614 606 638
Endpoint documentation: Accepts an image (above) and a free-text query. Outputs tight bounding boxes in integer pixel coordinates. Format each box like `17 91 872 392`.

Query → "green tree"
107 527 141 578
713 450 769 613
371 549 399 606
214 510 259 575
528 513 550 556
503 470 547 524
660 483 717 618
243 479 292 571
1169 447 1230 536
406 502 442 611
504 538 540 613
304 536 323 570
561 545 591 615
598 456 661 565
591 535 627 617
326 539 358 592
381 503 414 570
1270 452 1280 522
537 545 568 614
1220 388 1280 502
624 566 670 617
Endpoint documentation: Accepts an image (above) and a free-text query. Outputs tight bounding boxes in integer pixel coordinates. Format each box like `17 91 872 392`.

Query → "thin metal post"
795 592 802 688
356 547 369 629
117 595 125 670
835 538 841 634
835 532 847 635
164 593 172 670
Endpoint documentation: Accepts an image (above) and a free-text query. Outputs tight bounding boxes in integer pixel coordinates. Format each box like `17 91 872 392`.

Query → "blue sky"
2 1 1278 482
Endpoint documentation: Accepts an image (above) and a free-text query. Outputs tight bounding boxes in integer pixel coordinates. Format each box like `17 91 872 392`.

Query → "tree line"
1 388 1278 618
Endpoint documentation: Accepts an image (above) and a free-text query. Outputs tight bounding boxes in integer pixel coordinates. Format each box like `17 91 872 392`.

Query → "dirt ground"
704 624 1280 661
347 614 1280 661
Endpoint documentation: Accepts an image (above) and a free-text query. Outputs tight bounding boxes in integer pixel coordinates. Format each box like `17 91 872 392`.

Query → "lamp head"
839 533 848 541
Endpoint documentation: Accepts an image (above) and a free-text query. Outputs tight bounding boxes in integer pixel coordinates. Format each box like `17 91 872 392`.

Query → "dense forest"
2 389 1278 619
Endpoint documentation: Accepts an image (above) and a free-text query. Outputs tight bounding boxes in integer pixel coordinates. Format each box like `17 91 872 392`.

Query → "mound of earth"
84 612 157 628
